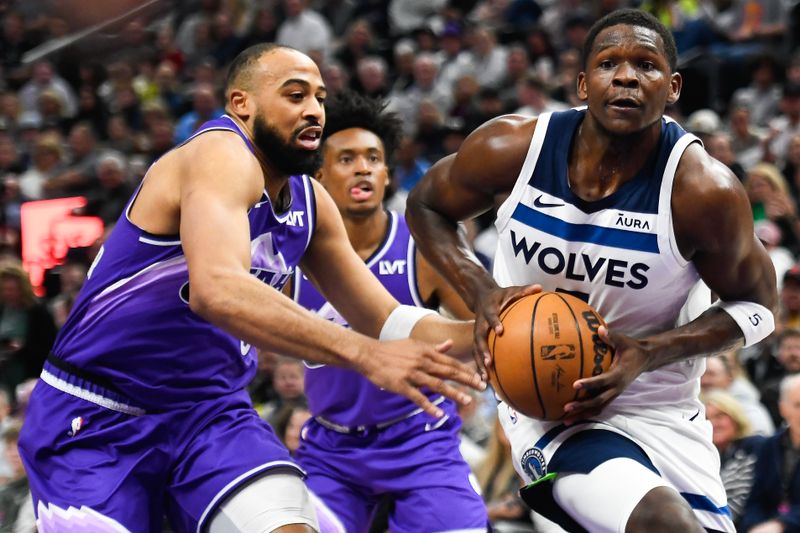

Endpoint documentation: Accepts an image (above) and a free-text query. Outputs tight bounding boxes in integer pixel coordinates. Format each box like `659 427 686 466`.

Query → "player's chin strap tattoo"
712 300 775 347
379 305 438 341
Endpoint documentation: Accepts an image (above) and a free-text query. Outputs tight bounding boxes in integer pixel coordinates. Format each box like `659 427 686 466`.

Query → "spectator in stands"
18 61 77 119
728 104 766 172
16 132 63 200
276 0 332 60
514 73 568 117
48 258 87 329
0 418 34 531
762 328 800 428
173 83 223 144
388 53 451 135
701 353 774 435
262 356 306 426
703 389 767 528
745 162 800 252
731 55 783 128
209 11 242 67
354 56 390 99
741 374 800 533
766 83 800 164
783 134 800 203
0 263 56 404
82 151 135 224
706 131 747 182
43 122 100 197
755 220 795 290
334 18 378 74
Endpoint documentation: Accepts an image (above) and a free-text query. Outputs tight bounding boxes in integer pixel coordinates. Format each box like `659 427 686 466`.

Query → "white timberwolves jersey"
494 108 705 409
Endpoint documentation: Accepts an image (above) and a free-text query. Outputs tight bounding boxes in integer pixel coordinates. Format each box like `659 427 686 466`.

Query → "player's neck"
343 208 390 261
568 118 661 201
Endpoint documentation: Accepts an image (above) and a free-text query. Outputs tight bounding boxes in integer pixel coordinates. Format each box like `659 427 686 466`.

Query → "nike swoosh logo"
425 414 450 432
533 195 565 208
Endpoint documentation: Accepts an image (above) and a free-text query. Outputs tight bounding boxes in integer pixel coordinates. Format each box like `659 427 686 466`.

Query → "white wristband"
379 305 438 341
712 300 775 347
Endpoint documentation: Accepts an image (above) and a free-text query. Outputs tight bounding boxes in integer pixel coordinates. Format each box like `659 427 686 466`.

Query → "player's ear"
666 72 682 105
577 72 588 101
314 168 324 182
228 89 251 120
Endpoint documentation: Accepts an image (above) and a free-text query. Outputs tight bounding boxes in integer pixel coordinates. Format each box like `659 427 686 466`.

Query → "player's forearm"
637 308 753 371
406 199 497 310
191 270 372 369
411 315 474 360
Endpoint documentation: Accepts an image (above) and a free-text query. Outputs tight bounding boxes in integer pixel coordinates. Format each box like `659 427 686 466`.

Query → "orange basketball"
487 292 613 421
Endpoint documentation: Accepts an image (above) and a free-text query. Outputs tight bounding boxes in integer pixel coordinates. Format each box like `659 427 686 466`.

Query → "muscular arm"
406 115 536 309
566 144 778 419
179 134 481 415
415 250 473 320
180 133 369 368
633 143 777 367
407 115 541 371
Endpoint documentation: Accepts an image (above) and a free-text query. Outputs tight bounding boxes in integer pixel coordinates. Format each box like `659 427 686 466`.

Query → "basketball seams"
529 294 547 419
553 293 585 406
491 296 530 416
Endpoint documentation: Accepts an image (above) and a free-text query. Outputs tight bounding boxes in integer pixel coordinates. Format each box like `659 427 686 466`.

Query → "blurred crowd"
1 0 800 531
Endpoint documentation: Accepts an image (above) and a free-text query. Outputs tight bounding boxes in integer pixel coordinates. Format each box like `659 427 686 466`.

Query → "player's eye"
599 60 614 69
288 92 304 101
340 156 352 164
640 61 655 71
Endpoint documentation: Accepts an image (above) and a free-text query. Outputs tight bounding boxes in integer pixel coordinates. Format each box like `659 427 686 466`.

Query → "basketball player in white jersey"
406 8 777 533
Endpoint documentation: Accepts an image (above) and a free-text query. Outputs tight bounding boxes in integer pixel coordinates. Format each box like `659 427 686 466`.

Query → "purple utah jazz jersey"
293 211 452 426
52 115 317 409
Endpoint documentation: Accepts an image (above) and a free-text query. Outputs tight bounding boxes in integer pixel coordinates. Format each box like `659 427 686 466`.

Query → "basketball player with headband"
407 8 777 533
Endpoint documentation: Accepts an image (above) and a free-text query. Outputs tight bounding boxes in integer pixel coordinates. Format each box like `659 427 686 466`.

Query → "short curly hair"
321 91 403 166
582 8 677 72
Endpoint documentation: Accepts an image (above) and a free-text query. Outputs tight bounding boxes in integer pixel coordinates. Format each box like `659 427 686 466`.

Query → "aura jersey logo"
509 230 649 289
379 259 406 275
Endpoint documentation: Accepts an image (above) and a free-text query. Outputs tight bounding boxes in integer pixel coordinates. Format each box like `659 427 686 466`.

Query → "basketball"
487 292 614 421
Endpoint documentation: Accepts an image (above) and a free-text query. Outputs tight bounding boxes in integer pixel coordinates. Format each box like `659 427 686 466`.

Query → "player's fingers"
472 346 488 380
597 326 617 348
411 370 473 406
434 339 454 353
400 384 446 418
503 284 542 308
424 350 486 391
474 319 493 369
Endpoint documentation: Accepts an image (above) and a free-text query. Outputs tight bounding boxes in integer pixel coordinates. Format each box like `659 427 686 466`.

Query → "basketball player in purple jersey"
18 44 485 533
288 91 489 532
408 9 777 533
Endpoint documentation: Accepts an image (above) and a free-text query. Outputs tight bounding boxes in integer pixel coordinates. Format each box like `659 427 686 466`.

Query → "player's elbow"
186 269 233 322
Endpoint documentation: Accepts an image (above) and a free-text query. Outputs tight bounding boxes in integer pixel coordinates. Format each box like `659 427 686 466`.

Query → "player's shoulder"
453 114 538 188
674 141 745 205
672 141 752 252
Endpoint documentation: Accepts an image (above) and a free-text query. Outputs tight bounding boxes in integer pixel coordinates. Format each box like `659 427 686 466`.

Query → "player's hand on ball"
473 284 542 378
563 326 650 423
356 338 486 418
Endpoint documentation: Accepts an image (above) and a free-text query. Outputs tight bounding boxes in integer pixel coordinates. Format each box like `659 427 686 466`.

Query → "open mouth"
607 97 641 110
296 127 322 149
350 180 374 201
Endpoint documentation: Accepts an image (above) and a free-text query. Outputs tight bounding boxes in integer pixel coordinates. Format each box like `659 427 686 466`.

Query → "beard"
252 114 322 176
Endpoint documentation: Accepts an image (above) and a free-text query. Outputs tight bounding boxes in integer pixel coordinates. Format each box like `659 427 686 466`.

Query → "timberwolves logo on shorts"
521 447 547 481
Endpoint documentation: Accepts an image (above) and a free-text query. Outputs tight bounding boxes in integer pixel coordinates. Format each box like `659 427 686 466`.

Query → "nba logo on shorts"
521 447 547 481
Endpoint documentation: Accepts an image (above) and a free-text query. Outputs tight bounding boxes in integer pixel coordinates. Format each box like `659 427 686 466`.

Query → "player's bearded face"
253 113 322 176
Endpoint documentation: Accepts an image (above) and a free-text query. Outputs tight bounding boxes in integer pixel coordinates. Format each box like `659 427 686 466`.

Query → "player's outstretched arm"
564 144 778 422
178 134 481 417
299 179 485 415
406 116 542 375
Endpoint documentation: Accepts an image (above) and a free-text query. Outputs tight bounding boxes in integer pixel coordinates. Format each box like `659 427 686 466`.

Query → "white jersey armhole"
656 133 701 269
495 112 553 233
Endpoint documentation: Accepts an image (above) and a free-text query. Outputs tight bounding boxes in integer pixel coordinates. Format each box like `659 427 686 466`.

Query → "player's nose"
612 61 638 88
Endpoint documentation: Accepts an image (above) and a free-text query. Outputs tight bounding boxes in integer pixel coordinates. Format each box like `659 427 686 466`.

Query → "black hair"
225 43 293 95
582 8 678 72
321 91 403 166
